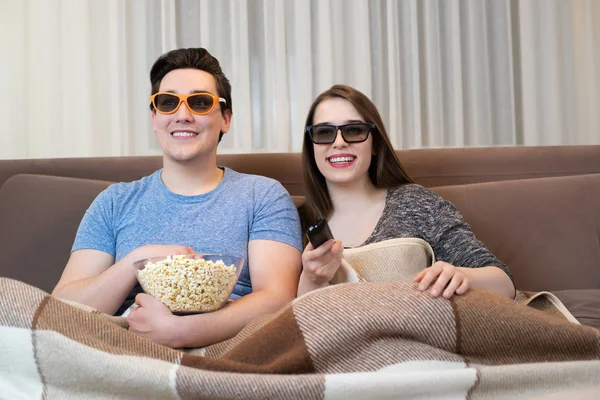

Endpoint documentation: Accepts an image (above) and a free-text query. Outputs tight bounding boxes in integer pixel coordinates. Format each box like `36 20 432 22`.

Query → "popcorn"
137 255 238 312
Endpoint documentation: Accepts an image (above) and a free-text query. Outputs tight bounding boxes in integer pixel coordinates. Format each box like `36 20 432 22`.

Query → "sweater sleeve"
421 187 513 281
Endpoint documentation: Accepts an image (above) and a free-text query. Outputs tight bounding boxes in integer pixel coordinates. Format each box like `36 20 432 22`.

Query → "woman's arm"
414 261 515 299
297 239 343 296
460 265 515 298
414 188 515 297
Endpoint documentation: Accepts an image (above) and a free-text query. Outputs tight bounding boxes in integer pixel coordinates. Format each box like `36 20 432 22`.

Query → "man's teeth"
172 132 196 137
329 156 355 164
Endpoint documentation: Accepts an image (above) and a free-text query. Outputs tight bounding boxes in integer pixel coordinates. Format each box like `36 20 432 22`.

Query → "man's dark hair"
149 48 232 142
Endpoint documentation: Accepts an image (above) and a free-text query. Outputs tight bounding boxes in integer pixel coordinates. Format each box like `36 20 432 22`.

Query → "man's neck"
161 155 224 196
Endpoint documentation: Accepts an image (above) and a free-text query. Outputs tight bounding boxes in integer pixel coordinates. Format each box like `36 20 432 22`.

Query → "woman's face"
311 97 374 187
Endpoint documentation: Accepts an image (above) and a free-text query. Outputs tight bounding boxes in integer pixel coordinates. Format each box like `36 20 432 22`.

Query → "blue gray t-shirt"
72 167 303 314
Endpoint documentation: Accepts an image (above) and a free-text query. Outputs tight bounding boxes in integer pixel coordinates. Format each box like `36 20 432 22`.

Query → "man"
52 48 303 348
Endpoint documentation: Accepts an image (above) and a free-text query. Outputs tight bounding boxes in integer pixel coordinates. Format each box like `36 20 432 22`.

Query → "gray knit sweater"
362 184 513 281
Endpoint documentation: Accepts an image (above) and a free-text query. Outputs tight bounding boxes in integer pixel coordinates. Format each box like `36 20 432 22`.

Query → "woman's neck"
325 177 387 247
327 177 386 217
161 156 224 196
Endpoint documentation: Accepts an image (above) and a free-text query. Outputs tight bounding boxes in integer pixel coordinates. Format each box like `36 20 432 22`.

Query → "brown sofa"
1 145 599 327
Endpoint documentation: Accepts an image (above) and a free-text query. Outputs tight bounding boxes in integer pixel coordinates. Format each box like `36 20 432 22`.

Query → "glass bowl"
135 254 244 314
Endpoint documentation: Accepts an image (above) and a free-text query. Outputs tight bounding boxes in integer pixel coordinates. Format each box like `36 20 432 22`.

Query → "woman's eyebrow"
314 119 365 125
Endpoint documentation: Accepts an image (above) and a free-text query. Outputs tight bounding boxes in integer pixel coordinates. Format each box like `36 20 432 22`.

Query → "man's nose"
174 101 194 122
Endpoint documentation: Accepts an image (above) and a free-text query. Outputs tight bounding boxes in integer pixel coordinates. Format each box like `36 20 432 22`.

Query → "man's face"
152 68 231 164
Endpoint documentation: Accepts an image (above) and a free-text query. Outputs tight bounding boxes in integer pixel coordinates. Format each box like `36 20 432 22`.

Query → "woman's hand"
413 261 469 299
298 239 343 295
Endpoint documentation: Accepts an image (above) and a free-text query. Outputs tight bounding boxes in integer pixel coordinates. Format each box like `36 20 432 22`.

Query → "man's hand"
413 261 469 299
124 244 196 266
127 293 182 348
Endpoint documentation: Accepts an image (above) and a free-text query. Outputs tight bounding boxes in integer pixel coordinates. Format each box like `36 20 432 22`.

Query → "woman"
298 85 515 299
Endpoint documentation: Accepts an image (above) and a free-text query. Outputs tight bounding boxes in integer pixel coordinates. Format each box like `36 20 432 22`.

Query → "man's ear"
221 109 233 134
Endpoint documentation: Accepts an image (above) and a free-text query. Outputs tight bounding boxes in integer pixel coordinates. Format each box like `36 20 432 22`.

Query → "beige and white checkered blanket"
1 277 599 399
1 239 599 399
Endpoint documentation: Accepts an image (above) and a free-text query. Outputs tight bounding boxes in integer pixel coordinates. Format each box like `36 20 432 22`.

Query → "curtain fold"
2 0 598 160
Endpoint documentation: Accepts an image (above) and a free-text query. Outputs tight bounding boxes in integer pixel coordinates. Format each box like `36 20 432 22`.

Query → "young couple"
53 48 514 349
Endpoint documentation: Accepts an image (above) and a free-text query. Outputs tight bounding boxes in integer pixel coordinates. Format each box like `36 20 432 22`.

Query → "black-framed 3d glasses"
305 123 375 144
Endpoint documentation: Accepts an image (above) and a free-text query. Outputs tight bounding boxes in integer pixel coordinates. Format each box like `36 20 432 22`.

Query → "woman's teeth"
329 156 355 164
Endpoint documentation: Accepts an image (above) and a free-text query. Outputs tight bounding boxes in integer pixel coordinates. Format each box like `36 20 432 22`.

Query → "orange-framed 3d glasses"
150 92 227 115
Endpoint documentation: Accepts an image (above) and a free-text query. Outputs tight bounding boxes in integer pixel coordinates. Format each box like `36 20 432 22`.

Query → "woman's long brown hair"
300 85 413 241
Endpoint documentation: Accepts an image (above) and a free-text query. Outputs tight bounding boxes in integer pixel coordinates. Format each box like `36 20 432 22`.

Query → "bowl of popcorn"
135 254 244 314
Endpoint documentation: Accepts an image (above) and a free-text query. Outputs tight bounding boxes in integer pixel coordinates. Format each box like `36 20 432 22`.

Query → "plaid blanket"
1 276 599 399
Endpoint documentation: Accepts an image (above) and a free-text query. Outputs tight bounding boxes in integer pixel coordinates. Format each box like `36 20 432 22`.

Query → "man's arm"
52 249 134 314
127 239 302 348
53 245 195 315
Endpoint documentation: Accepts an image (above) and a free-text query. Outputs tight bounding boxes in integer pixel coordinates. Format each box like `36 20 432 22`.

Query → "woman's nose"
332 128 347 147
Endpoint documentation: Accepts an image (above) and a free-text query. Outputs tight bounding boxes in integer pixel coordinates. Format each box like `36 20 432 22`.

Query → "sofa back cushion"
0 174 112 293
2 171 599 295
3 145 600 197
431 174 600 292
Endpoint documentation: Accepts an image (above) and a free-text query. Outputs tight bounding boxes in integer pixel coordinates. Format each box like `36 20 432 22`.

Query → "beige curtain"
1 0 599 159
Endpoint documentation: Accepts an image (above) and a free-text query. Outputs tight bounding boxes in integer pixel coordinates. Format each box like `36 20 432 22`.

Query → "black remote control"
306 219 334 248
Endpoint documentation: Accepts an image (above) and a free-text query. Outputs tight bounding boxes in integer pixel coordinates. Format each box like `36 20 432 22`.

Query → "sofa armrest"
0 174 113 293
431 174 600 292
